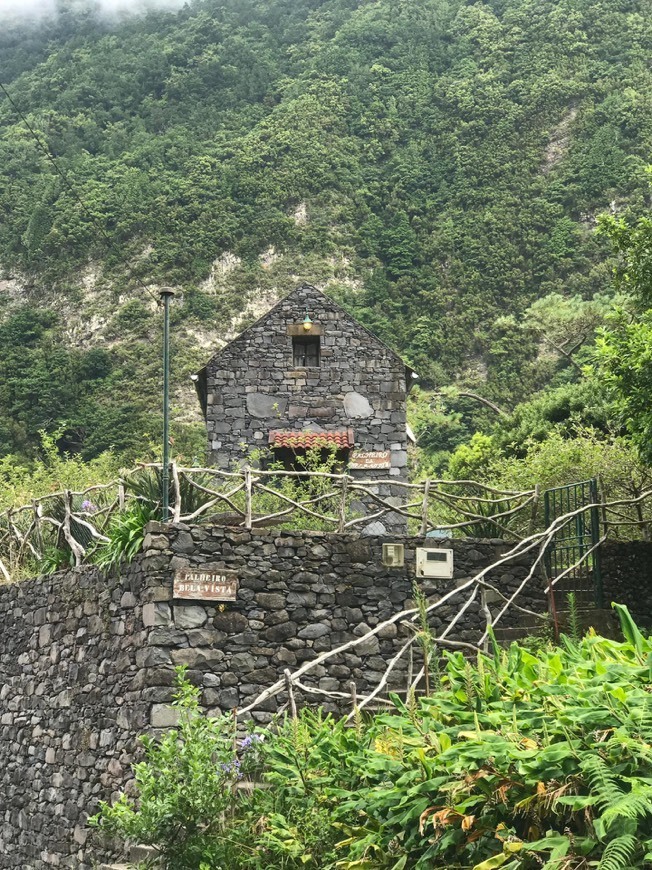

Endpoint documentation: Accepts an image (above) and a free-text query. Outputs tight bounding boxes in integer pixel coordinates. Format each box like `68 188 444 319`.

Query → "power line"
0 80 162 307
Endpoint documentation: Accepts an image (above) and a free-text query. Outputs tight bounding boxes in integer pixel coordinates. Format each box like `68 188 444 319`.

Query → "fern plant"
597 835 639 870
579 755 652 869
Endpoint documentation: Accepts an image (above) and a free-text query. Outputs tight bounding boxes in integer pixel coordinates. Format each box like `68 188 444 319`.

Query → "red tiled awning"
268 429 355 449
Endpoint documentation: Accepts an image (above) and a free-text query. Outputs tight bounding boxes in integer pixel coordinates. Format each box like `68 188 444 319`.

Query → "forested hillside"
1 0 652 469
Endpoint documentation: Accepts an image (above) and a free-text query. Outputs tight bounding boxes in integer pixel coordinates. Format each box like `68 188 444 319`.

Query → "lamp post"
160 287 175 521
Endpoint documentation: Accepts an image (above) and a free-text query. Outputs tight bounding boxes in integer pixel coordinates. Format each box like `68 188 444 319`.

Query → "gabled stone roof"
196 282 415 377
194 283 417 417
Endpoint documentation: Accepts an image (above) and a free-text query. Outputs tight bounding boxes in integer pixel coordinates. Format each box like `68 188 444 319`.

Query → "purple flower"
220 758 242 779
240 733 265 752
81 500 97 513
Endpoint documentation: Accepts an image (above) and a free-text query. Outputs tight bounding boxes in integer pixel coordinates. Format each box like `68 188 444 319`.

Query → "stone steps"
494 607 619 643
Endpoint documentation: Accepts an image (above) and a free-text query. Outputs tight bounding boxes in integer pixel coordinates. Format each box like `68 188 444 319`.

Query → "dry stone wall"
147 524 546 721
201 283 410 532
0 523 546 868
600 541 652 628
0 563 150 869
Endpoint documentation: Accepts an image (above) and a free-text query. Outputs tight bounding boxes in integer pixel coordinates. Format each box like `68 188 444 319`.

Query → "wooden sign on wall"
173 568 238 601
349 450 391 470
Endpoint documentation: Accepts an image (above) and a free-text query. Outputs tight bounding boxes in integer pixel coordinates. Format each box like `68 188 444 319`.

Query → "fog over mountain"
0 0 185 20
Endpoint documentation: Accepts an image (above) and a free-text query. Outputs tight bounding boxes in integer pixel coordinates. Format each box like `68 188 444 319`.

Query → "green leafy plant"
125 467 217 518
89 669 261 870
411 580 439 695
247 444 352 532
95 606 652 869
91 499 159 569
566 591 581 643
37 545 76 575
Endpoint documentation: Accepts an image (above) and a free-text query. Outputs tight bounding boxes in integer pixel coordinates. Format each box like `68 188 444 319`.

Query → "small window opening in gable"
292 335 320 367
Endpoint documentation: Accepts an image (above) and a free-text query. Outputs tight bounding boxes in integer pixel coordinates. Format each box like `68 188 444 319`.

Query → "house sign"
173 567 238 601
349 449 391 470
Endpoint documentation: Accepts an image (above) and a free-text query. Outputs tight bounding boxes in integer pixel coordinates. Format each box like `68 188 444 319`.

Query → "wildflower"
220 758 242 779
81 500 97 513
240 733 265 752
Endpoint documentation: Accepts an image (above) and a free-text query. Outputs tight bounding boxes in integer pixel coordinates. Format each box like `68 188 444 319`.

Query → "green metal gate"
543 478 603 608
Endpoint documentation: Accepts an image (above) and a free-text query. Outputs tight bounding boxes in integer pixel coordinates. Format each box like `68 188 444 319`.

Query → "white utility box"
382 543 405 567
415 547 454 579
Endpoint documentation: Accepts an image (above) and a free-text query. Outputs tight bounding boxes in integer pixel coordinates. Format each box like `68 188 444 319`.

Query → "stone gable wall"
203 285 409 531
0 524 545 868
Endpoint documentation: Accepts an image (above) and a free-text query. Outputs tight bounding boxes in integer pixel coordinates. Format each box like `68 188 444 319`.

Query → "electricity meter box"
382 543 405 567
415 547 454 579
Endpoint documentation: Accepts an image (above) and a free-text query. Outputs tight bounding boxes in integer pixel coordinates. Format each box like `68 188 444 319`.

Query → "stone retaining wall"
0 524 546 868
600 540 652 628
0 563 149 869
145 524 546 721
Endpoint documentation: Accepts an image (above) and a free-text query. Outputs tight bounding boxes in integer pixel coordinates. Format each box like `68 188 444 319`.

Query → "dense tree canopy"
1 0 652 465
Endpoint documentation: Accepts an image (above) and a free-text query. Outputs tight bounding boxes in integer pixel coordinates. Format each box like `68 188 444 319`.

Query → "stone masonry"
600 540 652 628
196 283 414 532
0 522 546 868
0 564 150 869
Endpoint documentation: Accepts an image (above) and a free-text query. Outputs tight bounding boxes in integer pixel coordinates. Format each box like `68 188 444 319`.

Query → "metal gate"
543 478 603 608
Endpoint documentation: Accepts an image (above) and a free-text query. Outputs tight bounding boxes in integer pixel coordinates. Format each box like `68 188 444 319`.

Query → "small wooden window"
292 336 320 367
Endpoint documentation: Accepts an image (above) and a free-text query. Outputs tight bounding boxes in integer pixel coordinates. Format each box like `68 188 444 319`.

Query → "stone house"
195 283 416 531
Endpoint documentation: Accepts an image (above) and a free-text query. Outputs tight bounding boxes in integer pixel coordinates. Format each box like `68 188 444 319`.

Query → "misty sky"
0 0 187 20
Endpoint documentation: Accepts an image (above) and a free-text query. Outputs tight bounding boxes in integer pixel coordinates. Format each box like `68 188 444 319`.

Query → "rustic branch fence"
1 462 651 583
0 463 540 579
2 464 652 720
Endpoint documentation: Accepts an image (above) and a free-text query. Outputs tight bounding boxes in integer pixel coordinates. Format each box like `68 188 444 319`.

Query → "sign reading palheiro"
349 449 391 470
173 567 238 601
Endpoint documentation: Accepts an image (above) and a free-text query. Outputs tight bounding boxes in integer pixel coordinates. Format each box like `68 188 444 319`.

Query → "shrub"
92 606 652 869
89 669 264 869
91 499 159 569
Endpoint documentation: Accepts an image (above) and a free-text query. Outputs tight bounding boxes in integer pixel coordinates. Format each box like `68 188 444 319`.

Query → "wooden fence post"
171 461 182 523
32 500 43 558
244 466 253 530
6 509 15 575
338 474 349 532
63 490 85 566
349 680 358 717
284 669 298 721
420 479 431 537
528 483 541 535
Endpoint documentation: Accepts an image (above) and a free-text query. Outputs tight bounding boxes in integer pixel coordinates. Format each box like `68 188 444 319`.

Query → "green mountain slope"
1 0 651 462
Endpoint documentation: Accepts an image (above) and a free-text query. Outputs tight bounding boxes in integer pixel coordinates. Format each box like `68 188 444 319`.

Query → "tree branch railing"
1 462 652 585
0 464 543 580
235 493 652 722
